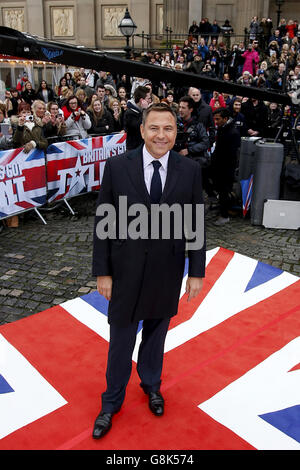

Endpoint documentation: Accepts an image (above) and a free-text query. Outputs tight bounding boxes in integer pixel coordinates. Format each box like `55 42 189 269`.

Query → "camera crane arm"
0 26 292 106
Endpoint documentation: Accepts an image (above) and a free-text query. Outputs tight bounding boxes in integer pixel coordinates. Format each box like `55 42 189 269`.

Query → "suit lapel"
126 146 151 207
160 150 181 204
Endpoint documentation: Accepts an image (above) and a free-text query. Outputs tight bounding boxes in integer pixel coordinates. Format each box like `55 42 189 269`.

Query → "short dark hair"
133 86 150 104
142 102 177 126
213 107 231 119
65 95 78 110
179 95 195 109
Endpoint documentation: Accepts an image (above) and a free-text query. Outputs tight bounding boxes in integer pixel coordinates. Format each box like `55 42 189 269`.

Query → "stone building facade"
0 0 299 50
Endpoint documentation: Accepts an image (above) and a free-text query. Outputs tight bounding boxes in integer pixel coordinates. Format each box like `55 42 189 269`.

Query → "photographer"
12 101 49 153
175 96 209 166
61 95 91 139
199 64 216 103
44 101 67 138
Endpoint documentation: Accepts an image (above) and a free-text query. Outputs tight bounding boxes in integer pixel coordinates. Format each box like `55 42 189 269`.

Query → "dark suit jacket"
92 145 206 326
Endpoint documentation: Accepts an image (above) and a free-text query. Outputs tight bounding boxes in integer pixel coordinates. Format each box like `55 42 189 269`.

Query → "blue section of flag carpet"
0 374 14 394
259 404 300 443
245 261 283 292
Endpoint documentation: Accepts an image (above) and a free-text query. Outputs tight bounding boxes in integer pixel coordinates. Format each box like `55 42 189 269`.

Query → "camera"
25 115 34 122
173 122 188 152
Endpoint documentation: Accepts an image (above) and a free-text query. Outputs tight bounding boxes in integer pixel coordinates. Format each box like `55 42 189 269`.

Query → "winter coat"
242 50 259 75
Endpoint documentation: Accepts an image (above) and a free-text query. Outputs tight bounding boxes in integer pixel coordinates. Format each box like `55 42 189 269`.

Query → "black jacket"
36 88 55 103
231 112 248 136
241 100 268 136
189 59 204 74
175 116 210 165
211 118 241 179
123 101 144 150
87 109 114 135
192 99 215 146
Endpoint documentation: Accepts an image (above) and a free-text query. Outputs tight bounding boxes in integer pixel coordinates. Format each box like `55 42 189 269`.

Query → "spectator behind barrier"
117 86 128 102
36 80 56 103
230 98 247 136
55 76 69 97
61 95 91 139
123 85 151 150
161 89 179 113
0 103 13 150
64 71 76 90
12 100 49 153
75 88 89 111
87 97 114 135
45 101 67 138
7 88 22 118
108 99 125 133
58 86 73 108
21 81 37 106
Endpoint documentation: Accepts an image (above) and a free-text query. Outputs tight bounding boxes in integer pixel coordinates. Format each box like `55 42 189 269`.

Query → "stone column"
235 0 266 37
164 0 189 34
26 0 45 37
77 0 96 48
188 0 202 26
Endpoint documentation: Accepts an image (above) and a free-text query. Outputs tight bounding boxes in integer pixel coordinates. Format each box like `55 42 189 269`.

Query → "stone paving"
0 191 299 325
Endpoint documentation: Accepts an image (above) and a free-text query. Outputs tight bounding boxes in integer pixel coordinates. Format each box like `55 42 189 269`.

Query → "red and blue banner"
0 247 299 450
0 134 127 219
46 134 126 203
240 174 253 217
0 147 47 219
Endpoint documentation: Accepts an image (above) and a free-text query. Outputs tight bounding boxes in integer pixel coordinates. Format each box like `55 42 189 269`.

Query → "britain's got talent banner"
0 134 127 219
0 147 47 218
46 134 127 203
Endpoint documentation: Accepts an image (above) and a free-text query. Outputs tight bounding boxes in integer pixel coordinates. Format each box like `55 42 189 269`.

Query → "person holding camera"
61 95 91 139
12 101 49 153
44 101 67 139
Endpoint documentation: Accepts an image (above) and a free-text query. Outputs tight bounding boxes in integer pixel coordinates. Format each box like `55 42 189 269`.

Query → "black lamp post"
275 0 285 28
118 8 137 59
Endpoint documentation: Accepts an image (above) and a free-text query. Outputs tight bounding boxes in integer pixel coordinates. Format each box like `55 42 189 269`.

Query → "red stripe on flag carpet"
170 247 234 328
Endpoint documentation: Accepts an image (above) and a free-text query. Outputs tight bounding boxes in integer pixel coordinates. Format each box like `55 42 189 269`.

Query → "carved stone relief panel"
2 8 25 31
102 6 127 37
51 7 74 37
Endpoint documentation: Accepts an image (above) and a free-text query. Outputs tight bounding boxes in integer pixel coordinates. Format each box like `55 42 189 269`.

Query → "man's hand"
97 276 113 301
185 277 203 302
179 148 189 156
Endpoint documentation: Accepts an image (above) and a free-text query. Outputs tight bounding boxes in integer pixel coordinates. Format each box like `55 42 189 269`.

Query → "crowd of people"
0 15 299 226
0 69 130 152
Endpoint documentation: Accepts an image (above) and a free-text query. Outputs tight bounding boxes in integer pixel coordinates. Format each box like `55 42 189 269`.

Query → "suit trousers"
101 317 170 413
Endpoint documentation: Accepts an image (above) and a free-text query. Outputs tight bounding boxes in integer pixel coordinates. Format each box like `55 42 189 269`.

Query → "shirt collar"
142 144 169 172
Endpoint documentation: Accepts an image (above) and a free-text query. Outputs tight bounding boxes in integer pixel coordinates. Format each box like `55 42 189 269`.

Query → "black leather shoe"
92 411 113 439
148 391 164 416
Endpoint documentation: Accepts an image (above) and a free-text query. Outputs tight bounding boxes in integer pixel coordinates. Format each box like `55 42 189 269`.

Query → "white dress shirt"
142 144 169 194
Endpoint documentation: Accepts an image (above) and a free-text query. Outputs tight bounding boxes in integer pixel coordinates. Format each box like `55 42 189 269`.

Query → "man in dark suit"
92 103 206 439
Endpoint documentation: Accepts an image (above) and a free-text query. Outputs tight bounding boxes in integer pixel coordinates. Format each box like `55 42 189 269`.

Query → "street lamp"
118 8 137 59
275 0 285 28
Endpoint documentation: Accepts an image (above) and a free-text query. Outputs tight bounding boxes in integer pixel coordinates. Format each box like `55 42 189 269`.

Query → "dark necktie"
150 160 162 204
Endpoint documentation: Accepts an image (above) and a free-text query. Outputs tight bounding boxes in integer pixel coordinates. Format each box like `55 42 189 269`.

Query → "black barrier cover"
0 26 291 106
